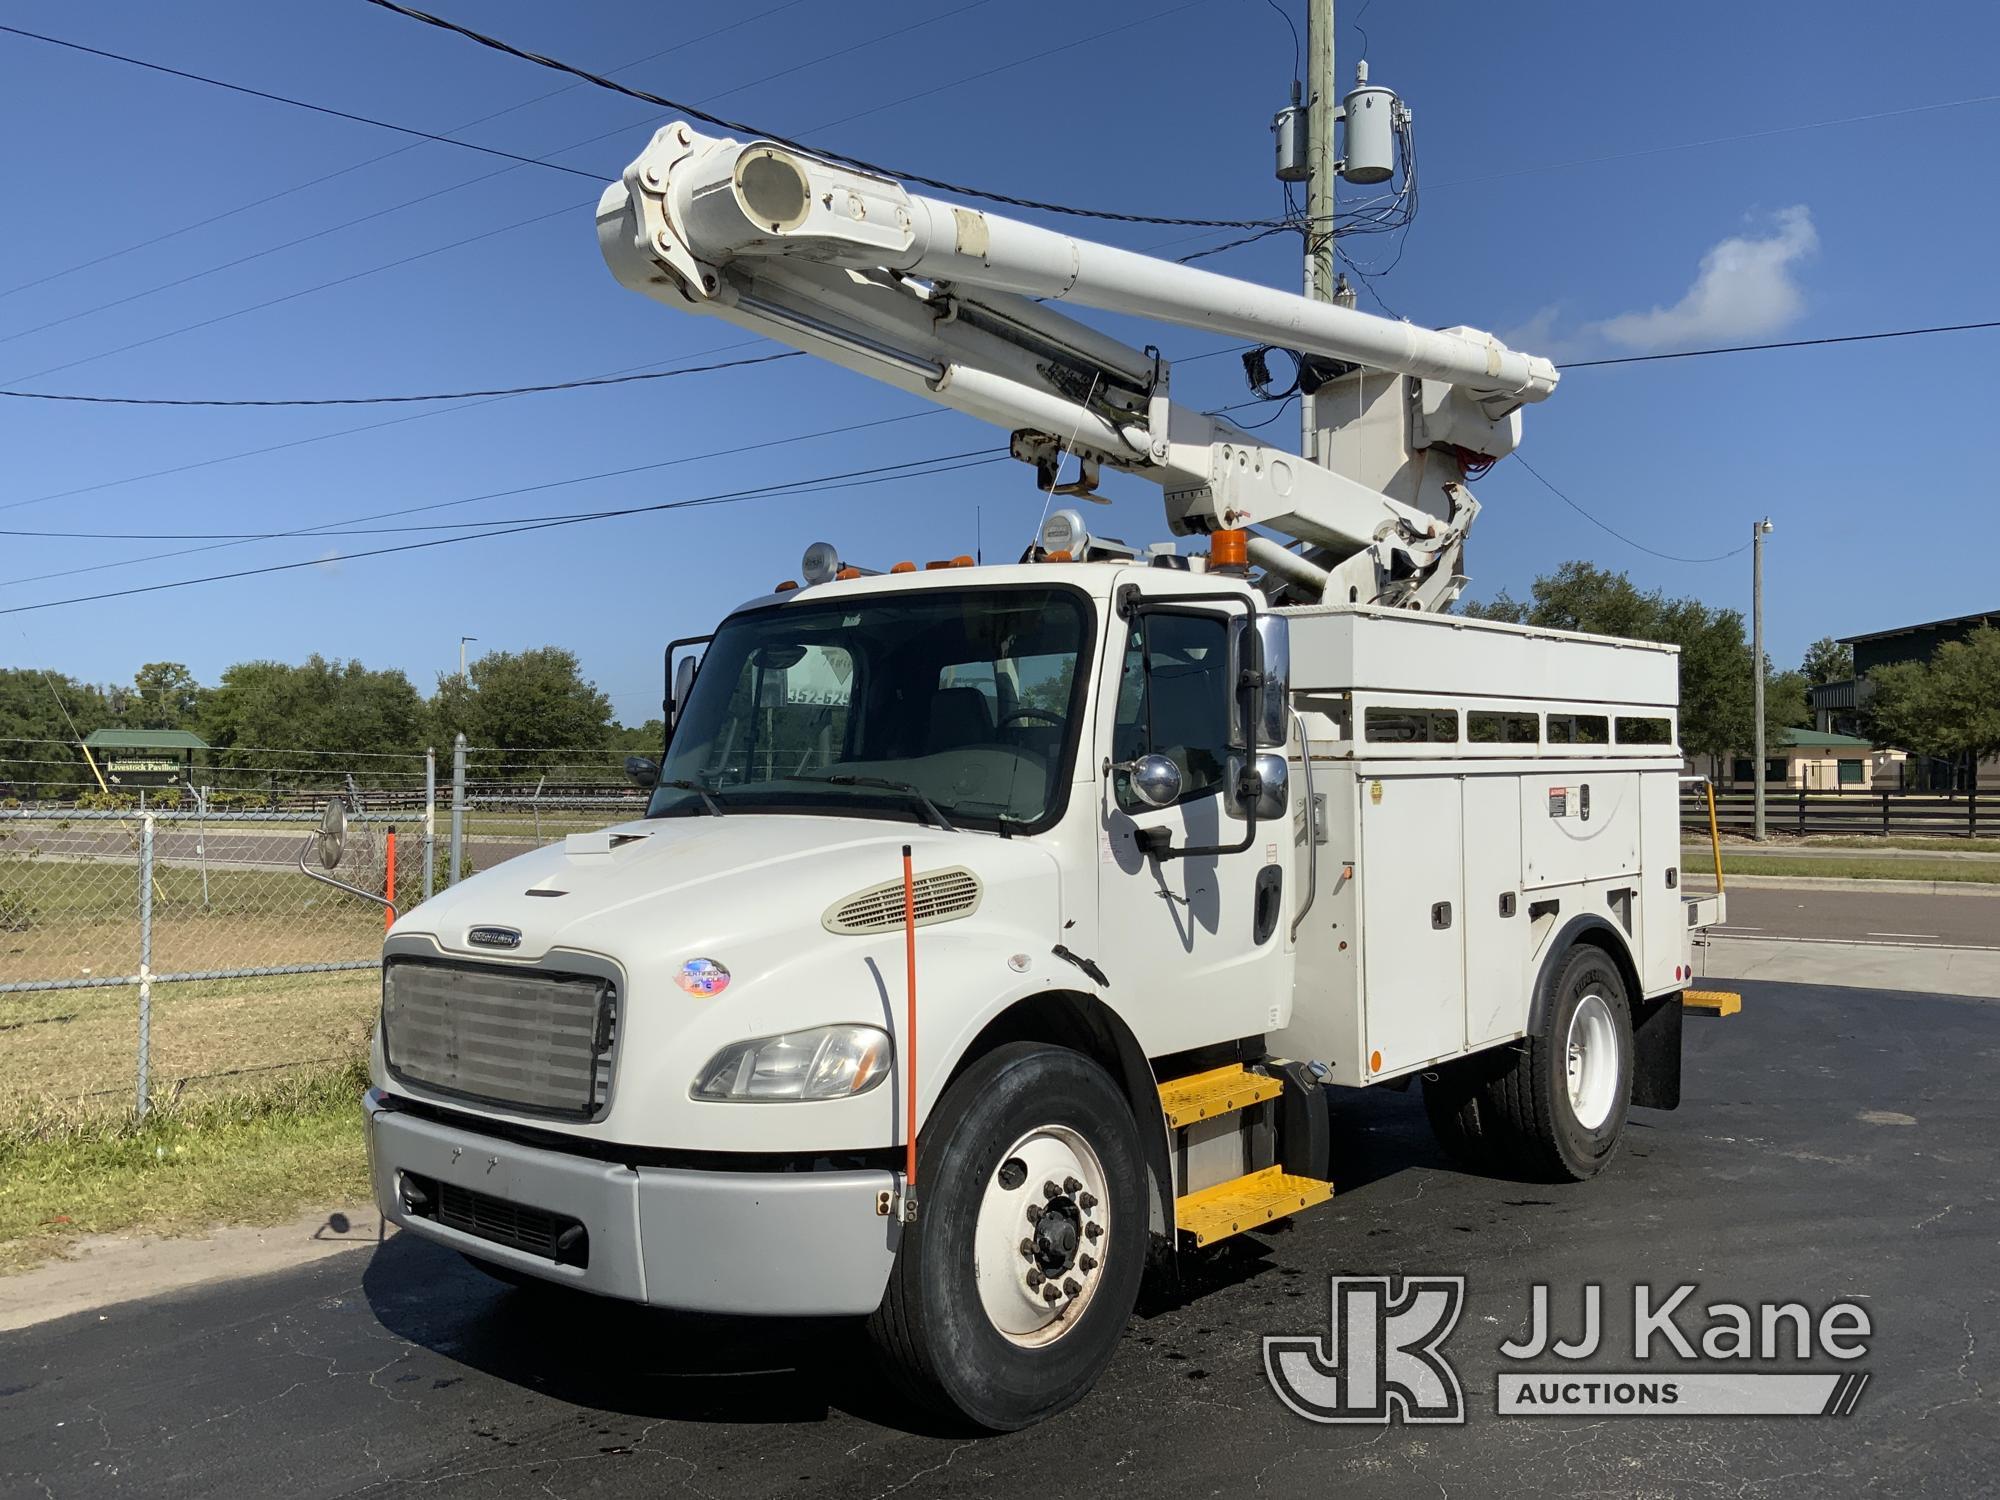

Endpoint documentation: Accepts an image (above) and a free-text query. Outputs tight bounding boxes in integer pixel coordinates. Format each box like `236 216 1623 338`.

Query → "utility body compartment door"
1358 775 1465 1076
1461 776 1528 1048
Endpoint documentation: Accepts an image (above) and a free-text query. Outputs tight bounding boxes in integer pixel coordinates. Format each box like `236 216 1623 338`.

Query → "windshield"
648 585 1092 832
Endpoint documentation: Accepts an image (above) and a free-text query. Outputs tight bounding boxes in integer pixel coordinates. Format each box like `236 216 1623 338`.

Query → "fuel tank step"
1156 1063 1284 1129
1174 1165 1334 1249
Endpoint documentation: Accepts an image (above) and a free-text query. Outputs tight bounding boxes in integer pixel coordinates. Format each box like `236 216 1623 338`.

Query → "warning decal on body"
1548 787 1569 818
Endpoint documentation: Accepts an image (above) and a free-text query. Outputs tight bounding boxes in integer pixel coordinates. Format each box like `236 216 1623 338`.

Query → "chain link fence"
0 738 657 1123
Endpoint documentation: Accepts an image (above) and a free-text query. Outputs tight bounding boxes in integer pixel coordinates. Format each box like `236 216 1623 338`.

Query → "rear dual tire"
1425 943 1634 1182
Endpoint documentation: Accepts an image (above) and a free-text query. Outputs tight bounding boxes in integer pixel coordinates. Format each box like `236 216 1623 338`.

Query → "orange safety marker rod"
384 829 398 930
901 843 919 1219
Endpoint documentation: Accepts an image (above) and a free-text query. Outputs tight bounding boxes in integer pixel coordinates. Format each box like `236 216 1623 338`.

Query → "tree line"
0 647 664 796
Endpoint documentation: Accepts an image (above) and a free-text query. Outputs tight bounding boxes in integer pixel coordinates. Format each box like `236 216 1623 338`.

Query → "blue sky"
2 0 1996 725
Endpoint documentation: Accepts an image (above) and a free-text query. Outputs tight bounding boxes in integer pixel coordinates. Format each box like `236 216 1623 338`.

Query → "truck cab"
366 537 1716 1429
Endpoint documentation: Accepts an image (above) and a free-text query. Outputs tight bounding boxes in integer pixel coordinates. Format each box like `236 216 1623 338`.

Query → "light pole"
1752 518 1775 840
458 636 478 680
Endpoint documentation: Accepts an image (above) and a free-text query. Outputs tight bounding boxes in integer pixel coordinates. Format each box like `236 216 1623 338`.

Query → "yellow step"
1682 988 1743 1017
1156 1064 1284 1129
1175 1166 1334 1248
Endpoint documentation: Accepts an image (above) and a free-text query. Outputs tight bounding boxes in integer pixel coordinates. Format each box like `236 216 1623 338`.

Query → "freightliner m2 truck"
359 123 1727 1429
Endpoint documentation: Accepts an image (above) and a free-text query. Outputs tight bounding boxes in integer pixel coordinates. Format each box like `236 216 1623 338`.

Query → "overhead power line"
0 24 604 181
357 0 1286 230
0 0 815 304
0 403 951 587
12 317 1992 409
0 449 1008 619
1509 456 1751 565
1559 321 2000 369
0 351 801 407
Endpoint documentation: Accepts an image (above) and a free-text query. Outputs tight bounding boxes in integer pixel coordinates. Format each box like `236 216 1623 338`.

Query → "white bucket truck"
361 124 1726 1430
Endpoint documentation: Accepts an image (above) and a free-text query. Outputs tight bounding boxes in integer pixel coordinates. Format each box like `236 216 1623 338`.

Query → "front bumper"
365 1093 898 1315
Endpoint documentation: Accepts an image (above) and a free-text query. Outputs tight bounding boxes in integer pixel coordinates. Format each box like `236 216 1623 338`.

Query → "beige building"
1718 728 1904 791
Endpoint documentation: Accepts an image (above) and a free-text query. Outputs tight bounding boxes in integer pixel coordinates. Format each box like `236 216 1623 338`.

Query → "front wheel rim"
1564 993 1619 1130
972 1124 1111 1349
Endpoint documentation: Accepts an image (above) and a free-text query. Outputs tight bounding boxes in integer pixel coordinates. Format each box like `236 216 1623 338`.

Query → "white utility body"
363 121 1727 1431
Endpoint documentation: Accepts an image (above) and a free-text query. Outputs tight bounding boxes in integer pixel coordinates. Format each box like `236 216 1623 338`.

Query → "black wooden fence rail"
1681 787 1982 839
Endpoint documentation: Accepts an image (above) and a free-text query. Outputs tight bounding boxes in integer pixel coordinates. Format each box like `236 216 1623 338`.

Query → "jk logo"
1264 1276 1467 1424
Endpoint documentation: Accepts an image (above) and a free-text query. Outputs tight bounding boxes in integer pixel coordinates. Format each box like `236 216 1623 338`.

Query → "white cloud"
1589 206 1817 352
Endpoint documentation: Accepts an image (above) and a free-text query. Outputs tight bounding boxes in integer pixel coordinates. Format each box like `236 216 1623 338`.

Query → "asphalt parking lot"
4 975 1995 1498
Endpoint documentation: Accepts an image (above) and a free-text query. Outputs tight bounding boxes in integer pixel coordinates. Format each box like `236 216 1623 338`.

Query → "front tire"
866 1042 1148 1430
1485 943 1635 1180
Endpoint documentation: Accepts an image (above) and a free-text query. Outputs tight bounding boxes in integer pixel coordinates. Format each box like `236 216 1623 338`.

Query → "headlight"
691 1025 892 1102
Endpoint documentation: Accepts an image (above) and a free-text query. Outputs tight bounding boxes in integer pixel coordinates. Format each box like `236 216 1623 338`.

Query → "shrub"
0 886 35 931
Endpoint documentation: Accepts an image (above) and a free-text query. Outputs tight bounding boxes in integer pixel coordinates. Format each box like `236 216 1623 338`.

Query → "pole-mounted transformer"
1273 80 1309 182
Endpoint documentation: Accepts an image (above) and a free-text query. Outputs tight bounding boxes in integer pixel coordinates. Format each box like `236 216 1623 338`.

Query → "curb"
1685 874 2000 897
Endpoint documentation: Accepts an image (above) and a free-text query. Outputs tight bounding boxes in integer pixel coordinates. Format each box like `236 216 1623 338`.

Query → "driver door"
1095 607 1289 1057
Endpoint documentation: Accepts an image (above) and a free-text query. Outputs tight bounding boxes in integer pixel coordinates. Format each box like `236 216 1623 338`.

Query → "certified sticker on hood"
676 958 731 996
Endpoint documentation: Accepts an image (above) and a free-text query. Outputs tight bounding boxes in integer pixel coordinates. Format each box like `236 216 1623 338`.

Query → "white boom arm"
597 125 1559 608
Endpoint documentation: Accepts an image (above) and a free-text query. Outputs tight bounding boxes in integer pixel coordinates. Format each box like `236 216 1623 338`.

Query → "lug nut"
1025 1203 1043 1223
1079 1192 1098 1212
1085 1222 1103 1241
1043 1180 1061 1200
1026 1267 1044 1288
1020 1238 1035 1260
1063 1278 1081 1298
1079 1253 1097 1273
1042 1283 1062 1303
1063 1176 1082 1195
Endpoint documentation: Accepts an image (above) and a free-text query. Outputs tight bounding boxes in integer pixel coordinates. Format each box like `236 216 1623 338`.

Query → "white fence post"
449 735 467 887
423 748 436 897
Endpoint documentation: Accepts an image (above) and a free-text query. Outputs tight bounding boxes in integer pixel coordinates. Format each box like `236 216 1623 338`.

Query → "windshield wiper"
657 778 726 816
778 774 955 832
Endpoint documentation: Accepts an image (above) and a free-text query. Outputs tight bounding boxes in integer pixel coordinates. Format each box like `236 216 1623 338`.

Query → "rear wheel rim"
972 1124 1110 1349
1565 992 1619 1130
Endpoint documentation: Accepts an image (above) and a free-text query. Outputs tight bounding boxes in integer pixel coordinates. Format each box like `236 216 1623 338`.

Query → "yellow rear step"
1156 1064 1284 1128
1176 1166 1334 1249
1682 988 1742 1016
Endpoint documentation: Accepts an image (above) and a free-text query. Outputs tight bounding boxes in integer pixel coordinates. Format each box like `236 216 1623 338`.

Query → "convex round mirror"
1128 754 1183 809
317 798 348 870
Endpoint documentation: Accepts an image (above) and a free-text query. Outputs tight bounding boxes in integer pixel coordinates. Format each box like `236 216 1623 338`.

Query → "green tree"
0 668 115 796
1459 561 1803 766
200 656 428 781
1866 625 2000 792
434 647 614 779
1801 636 1853 685
126 661 202 730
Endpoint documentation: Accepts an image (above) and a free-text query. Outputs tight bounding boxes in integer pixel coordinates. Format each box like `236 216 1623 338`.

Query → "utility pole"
1751 517 1775 840
1300 0 1333 460
459 635 478 680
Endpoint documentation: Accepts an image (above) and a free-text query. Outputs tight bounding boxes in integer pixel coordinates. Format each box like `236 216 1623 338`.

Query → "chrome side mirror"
1253 614 1291 748
316 797 347 870
1126 754 1183 809
1223 752 1290 821
1228 613 1293 750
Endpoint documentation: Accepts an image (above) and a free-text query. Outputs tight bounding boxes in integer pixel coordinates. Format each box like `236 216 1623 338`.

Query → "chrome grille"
823 867 982 934
383 960 616 1118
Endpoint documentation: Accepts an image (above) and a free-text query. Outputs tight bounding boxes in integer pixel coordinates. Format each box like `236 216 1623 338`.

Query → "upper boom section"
599 123 1558 613
605 129 1557 413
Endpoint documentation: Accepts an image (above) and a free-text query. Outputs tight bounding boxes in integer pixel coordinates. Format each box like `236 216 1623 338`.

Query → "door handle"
1431 901 1453 930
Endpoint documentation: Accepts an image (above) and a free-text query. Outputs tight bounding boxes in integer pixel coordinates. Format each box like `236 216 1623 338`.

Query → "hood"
396 812 1063 965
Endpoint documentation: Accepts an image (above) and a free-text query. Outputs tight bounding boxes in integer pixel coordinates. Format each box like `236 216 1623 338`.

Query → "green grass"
0 1060 369 1275
1710 854 2000 883
1795 835 2000 854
